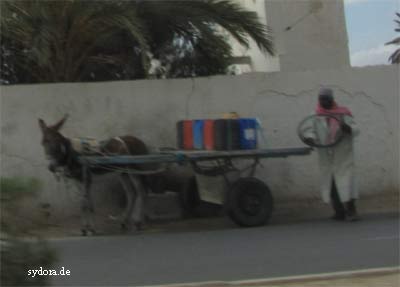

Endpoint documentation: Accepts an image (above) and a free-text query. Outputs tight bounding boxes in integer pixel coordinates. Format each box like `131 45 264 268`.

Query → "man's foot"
331 214 346 221
134 221 144 231
346 214 360 222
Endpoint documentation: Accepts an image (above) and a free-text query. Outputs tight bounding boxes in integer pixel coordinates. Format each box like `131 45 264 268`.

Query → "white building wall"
229 0 350 73
1 65 398 217
265 0 350 72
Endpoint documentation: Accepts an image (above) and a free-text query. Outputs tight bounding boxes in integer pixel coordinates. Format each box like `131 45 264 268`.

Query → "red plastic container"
203 120 215 150
183 120 194 150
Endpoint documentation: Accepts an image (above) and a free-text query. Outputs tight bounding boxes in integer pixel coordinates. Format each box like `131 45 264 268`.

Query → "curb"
142 266 400 287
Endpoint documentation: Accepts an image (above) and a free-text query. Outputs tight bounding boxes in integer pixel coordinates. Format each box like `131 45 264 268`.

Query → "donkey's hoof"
134 221 144 231
120 222 130 232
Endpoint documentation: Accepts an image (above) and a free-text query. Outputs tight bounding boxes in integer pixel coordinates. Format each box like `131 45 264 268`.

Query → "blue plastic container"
193 120 205 149
239 118 258 149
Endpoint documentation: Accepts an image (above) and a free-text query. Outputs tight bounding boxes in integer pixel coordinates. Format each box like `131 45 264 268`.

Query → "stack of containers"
177 117 259 151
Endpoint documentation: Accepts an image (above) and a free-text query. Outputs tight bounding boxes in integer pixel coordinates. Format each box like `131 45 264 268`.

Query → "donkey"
38 115 149 235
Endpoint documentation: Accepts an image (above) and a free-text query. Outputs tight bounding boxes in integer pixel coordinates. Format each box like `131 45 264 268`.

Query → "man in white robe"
305 88 360 221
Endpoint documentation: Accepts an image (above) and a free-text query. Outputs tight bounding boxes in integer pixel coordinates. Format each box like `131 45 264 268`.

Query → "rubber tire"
297 114 344 148
227 177 273 227
180 177 201 216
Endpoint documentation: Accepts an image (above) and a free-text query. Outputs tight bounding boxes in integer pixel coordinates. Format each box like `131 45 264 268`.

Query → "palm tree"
385 12 400 64
0 0 274 84
1 0 150 83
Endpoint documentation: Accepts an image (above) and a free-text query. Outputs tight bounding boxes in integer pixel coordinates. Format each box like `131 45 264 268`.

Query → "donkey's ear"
38 118 47 132
50 114 69 131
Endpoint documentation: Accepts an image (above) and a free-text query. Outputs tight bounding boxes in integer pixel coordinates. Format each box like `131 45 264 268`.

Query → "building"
229 0 350 73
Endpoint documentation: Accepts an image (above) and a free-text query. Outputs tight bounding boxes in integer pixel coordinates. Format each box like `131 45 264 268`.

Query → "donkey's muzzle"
48 163 57 173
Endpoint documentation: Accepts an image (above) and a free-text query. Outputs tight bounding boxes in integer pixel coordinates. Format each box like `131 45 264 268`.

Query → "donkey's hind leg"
118 173 145 232
129 175 146 231
118 173 135 232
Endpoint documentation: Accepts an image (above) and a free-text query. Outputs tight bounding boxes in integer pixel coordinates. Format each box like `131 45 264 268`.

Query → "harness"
52 139 81 179
111 136 130 154
70 137 103 155
54 136 165 178
57 137 128 174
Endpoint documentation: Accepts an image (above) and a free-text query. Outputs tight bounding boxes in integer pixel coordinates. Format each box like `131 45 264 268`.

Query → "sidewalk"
233 268 400 287
146 267 400 287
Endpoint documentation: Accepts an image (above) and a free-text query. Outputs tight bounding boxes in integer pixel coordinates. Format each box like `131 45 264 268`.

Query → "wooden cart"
79 147 312 227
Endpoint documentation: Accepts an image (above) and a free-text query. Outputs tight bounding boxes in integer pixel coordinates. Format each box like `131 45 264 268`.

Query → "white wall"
1 65 398 217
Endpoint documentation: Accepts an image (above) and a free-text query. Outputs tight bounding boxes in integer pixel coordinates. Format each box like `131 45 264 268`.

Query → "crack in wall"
256 88 318 99
256 85 394 134
329 85 394 136
185 78 196 118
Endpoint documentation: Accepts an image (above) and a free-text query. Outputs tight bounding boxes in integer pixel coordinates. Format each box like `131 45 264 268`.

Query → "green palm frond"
1 0 274 83
136 0 274 55
386 12 400 64
1 0 150 82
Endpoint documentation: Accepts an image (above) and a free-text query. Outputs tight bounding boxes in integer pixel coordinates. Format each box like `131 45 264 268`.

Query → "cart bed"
79 147 312 166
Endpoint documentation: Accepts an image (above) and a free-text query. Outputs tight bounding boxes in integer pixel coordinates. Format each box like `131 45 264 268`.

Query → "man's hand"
304 137 315 146
341 123 352 134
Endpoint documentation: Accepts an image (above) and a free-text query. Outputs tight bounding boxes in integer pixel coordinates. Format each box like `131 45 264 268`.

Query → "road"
50 213 399 286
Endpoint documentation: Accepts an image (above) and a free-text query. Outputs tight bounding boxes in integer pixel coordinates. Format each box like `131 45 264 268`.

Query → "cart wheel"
227 177 273 227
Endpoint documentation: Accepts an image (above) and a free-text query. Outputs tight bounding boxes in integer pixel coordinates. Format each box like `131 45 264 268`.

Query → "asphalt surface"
49 213 399 286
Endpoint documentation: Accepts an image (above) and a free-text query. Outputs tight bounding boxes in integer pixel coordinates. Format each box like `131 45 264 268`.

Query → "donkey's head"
38 115 70 171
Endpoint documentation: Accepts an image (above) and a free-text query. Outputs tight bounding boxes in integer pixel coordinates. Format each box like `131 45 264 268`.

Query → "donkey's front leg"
80 168 95 236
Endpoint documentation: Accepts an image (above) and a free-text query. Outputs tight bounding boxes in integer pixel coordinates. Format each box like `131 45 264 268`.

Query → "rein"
56 137 167 177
